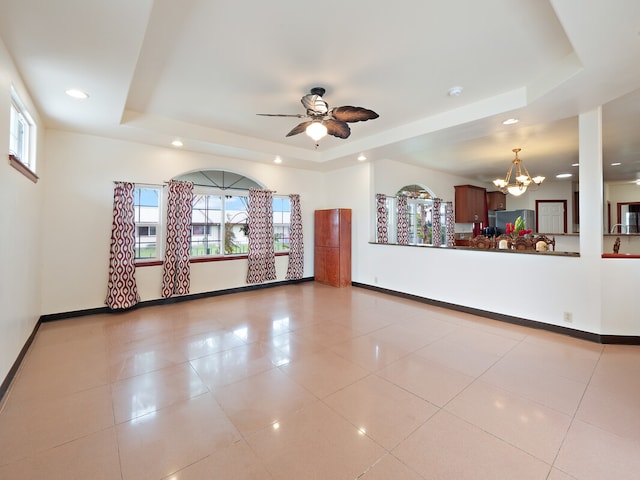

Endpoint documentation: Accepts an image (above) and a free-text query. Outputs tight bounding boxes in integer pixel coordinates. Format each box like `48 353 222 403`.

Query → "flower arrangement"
505 216 532 238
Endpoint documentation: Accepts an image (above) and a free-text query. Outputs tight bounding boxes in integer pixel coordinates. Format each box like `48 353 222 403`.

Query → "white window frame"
273 196 291 253
190 191 226 257
385 196 446 246
190 187 292 259
134 185 163 262
8 86 37 181
190 188 251 258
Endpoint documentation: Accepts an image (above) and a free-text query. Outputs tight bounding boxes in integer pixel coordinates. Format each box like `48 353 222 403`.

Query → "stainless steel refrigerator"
624 212 639 233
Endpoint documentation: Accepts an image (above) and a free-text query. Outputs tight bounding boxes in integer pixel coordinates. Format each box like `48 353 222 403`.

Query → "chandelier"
493 148 545 197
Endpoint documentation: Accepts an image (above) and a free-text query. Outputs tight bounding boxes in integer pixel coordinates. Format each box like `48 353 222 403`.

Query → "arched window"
172 170 291 258
377 184 445 245
396 184 434 199
173 170 263 190
396 184 442 244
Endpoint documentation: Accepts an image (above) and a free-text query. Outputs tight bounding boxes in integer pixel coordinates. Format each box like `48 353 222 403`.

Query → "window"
273 196 291 252
190 192 251 257
173 170 292 259
8 86 37 179
134 186 162 260
224 195 249 254
191 194 222 256
379 185 446 246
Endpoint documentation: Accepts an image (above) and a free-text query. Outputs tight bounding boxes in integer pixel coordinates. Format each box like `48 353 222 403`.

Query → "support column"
578 107 603 257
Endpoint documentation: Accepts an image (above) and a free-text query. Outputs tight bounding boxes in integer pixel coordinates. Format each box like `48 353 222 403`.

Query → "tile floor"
1 283 639 479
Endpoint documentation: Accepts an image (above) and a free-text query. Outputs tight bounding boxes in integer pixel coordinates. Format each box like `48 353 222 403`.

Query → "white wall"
40 130 326 315
322 162 372 281
349 154 639 336
0 39 45 383
502 179 574 231
605 182 640 228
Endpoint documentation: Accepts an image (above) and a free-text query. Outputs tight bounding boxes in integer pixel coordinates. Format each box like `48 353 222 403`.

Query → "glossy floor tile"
1 283 639 479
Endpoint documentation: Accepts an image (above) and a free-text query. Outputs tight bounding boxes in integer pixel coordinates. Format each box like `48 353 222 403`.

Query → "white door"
538 202 565 233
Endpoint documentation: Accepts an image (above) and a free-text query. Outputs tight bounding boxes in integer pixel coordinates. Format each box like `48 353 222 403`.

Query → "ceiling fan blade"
331 106 379 123
286 121 313 137
257 113 308 118
324 119 351 139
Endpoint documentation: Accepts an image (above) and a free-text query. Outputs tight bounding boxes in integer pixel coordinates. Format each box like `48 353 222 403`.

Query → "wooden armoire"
314 208 352 287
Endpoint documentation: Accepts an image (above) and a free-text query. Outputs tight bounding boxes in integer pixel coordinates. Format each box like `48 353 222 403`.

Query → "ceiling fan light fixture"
306 121 328 142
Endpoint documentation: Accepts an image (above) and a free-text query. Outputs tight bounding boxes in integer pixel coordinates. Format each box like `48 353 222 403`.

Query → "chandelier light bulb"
507 185 527 196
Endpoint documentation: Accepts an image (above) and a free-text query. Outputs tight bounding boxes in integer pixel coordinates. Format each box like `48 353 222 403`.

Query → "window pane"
273 196 291 252
191 194 222 256
134 186 161 260
224 195 249 254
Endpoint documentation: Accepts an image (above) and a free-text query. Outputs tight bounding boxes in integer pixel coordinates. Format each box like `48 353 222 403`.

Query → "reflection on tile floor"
1 283 639 479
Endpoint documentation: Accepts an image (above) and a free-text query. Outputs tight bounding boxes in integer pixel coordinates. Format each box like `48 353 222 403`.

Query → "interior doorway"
536 200 567 233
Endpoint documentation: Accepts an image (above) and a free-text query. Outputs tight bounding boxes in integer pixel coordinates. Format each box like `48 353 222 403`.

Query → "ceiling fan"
257 87 379 145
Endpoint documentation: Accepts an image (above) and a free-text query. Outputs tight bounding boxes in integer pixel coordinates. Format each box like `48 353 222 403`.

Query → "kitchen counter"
371 242 580 257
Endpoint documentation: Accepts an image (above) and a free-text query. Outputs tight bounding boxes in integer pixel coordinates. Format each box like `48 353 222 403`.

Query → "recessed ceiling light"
447 86 463 97
274 156 282 164
171 140 183 147
65 88 89 99
611 162 622 166
556 173 572 179
357 154 367 161
502 118 519 125
571 163 579 167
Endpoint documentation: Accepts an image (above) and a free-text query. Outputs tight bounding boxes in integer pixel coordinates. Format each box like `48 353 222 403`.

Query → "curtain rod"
116 180 281 194
113 181 165 188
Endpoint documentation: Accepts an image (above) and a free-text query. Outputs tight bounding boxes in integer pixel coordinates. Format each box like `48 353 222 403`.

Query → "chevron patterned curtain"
376 193 388 243
246 189 276 284
105 181 140 310
432 198 442 247
162 180 194 298
397 194 409 245
285 194 304 280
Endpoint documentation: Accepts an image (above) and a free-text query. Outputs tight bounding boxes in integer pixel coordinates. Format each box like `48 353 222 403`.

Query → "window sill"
135 251 289 267
9 154 38 183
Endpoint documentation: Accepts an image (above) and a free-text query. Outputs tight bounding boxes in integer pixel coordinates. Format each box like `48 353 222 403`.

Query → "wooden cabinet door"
454 185 487 222
315 209 340 248
487 191 506 210
314 209 351 287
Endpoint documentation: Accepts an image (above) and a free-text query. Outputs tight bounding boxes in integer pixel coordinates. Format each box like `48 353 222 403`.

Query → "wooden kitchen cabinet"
454 185 487 223
314 209 351 287
486 191 506 210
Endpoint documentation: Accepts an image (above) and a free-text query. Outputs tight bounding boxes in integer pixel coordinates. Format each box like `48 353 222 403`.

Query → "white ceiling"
1 0 639 183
